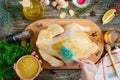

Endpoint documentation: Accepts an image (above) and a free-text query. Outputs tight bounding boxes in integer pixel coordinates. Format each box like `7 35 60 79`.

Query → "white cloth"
95 48 120 80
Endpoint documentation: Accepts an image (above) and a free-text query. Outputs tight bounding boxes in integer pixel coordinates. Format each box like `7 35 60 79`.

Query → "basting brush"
59 46 97 73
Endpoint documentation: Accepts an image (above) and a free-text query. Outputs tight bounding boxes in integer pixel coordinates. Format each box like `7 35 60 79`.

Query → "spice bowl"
15 55 41 80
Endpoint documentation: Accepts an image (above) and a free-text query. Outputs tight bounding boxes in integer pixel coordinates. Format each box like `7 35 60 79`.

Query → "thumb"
13 63 16 70
79 61 89 73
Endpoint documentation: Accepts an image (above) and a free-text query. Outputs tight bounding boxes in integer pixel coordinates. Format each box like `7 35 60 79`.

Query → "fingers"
39 60 42 64
79 59 96 67
31 51 39 59
35 55 39 59
31 51 43 66
79 61 89 73
79 59 97 74
40 68 43 71
31 51 36 56
13 63 16 70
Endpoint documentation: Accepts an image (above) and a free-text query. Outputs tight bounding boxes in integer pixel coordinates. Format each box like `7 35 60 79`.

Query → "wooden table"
1 0 120 80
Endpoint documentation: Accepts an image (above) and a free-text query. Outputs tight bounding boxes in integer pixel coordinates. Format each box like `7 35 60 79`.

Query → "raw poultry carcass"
36 23 99 67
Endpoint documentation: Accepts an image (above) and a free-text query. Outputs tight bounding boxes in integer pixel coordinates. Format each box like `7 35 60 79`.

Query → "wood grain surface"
1 0 120 80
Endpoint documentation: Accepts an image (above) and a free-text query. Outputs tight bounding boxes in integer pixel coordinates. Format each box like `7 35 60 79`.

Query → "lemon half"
102 9 116 24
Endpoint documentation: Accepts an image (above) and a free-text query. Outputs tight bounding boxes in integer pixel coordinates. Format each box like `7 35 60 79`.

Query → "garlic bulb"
40 0 50 6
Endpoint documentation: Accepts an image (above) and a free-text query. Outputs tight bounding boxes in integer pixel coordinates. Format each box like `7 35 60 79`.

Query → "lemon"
104 31 110 44
102 9 116 24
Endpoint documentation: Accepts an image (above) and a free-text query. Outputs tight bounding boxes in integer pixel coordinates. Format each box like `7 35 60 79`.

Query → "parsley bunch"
0 41 32 79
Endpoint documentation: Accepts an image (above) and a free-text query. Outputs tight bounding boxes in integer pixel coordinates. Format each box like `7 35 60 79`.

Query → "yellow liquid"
23 0 44 21
17 57 39 79
52 39 72 50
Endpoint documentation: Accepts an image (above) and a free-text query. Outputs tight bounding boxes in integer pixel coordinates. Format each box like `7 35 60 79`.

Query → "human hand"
79 59 96 80
13 51 43 80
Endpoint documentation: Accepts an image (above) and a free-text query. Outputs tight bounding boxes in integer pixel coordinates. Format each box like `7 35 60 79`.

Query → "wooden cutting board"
24 19 104 69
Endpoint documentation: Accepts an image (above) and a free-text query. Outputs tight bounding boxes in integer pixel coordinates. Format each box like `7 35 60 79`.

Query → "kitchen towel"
95 48 120 80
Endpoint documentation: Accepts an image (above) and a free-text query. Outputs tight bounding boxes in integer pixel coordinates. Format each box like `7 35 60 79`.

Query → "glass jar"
20 0 44 21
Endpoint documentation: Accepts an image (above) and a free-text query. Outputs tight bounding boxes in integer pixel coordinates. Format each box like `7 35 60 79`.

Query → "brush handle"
73 58 97 73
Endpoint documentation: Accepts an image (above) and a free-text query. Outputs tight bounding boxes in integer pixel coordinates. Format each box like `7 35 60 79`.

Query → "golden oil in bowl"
16 55 41 80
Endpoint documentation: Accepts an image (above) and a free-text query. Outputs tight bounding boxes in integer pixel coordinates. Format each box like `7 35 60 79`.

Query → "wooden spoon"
105 44 119 78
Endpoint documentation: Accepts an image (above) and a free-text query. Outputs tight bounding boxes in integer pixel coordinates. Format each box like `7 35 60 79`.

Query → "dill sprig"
0 41 32 79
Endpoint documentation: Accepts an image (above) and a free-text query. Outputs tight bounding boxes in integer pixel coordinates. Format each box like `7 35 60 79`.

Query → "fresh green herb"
0 41 32 79
76 0 120 18
76 4 94 18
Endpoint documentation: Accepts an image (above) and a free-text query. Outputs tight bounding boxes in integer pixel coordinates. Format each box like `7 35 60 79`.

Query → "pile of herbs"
0 41 32 80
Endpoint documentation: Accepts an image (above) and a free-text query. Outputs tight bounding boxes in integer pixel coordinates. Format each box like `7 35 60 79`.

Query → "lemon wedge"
102 9 116 24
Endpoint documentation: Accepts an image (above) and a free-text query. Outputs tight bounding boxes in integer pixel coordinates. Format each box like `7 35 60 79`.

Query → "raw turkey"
36 23 99 67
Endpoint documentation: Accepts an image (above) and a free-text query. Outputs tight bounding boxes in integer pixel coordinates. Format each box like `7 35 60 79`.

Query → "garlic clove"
40 0 50 6
60 12 66 19
69 9 75 16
